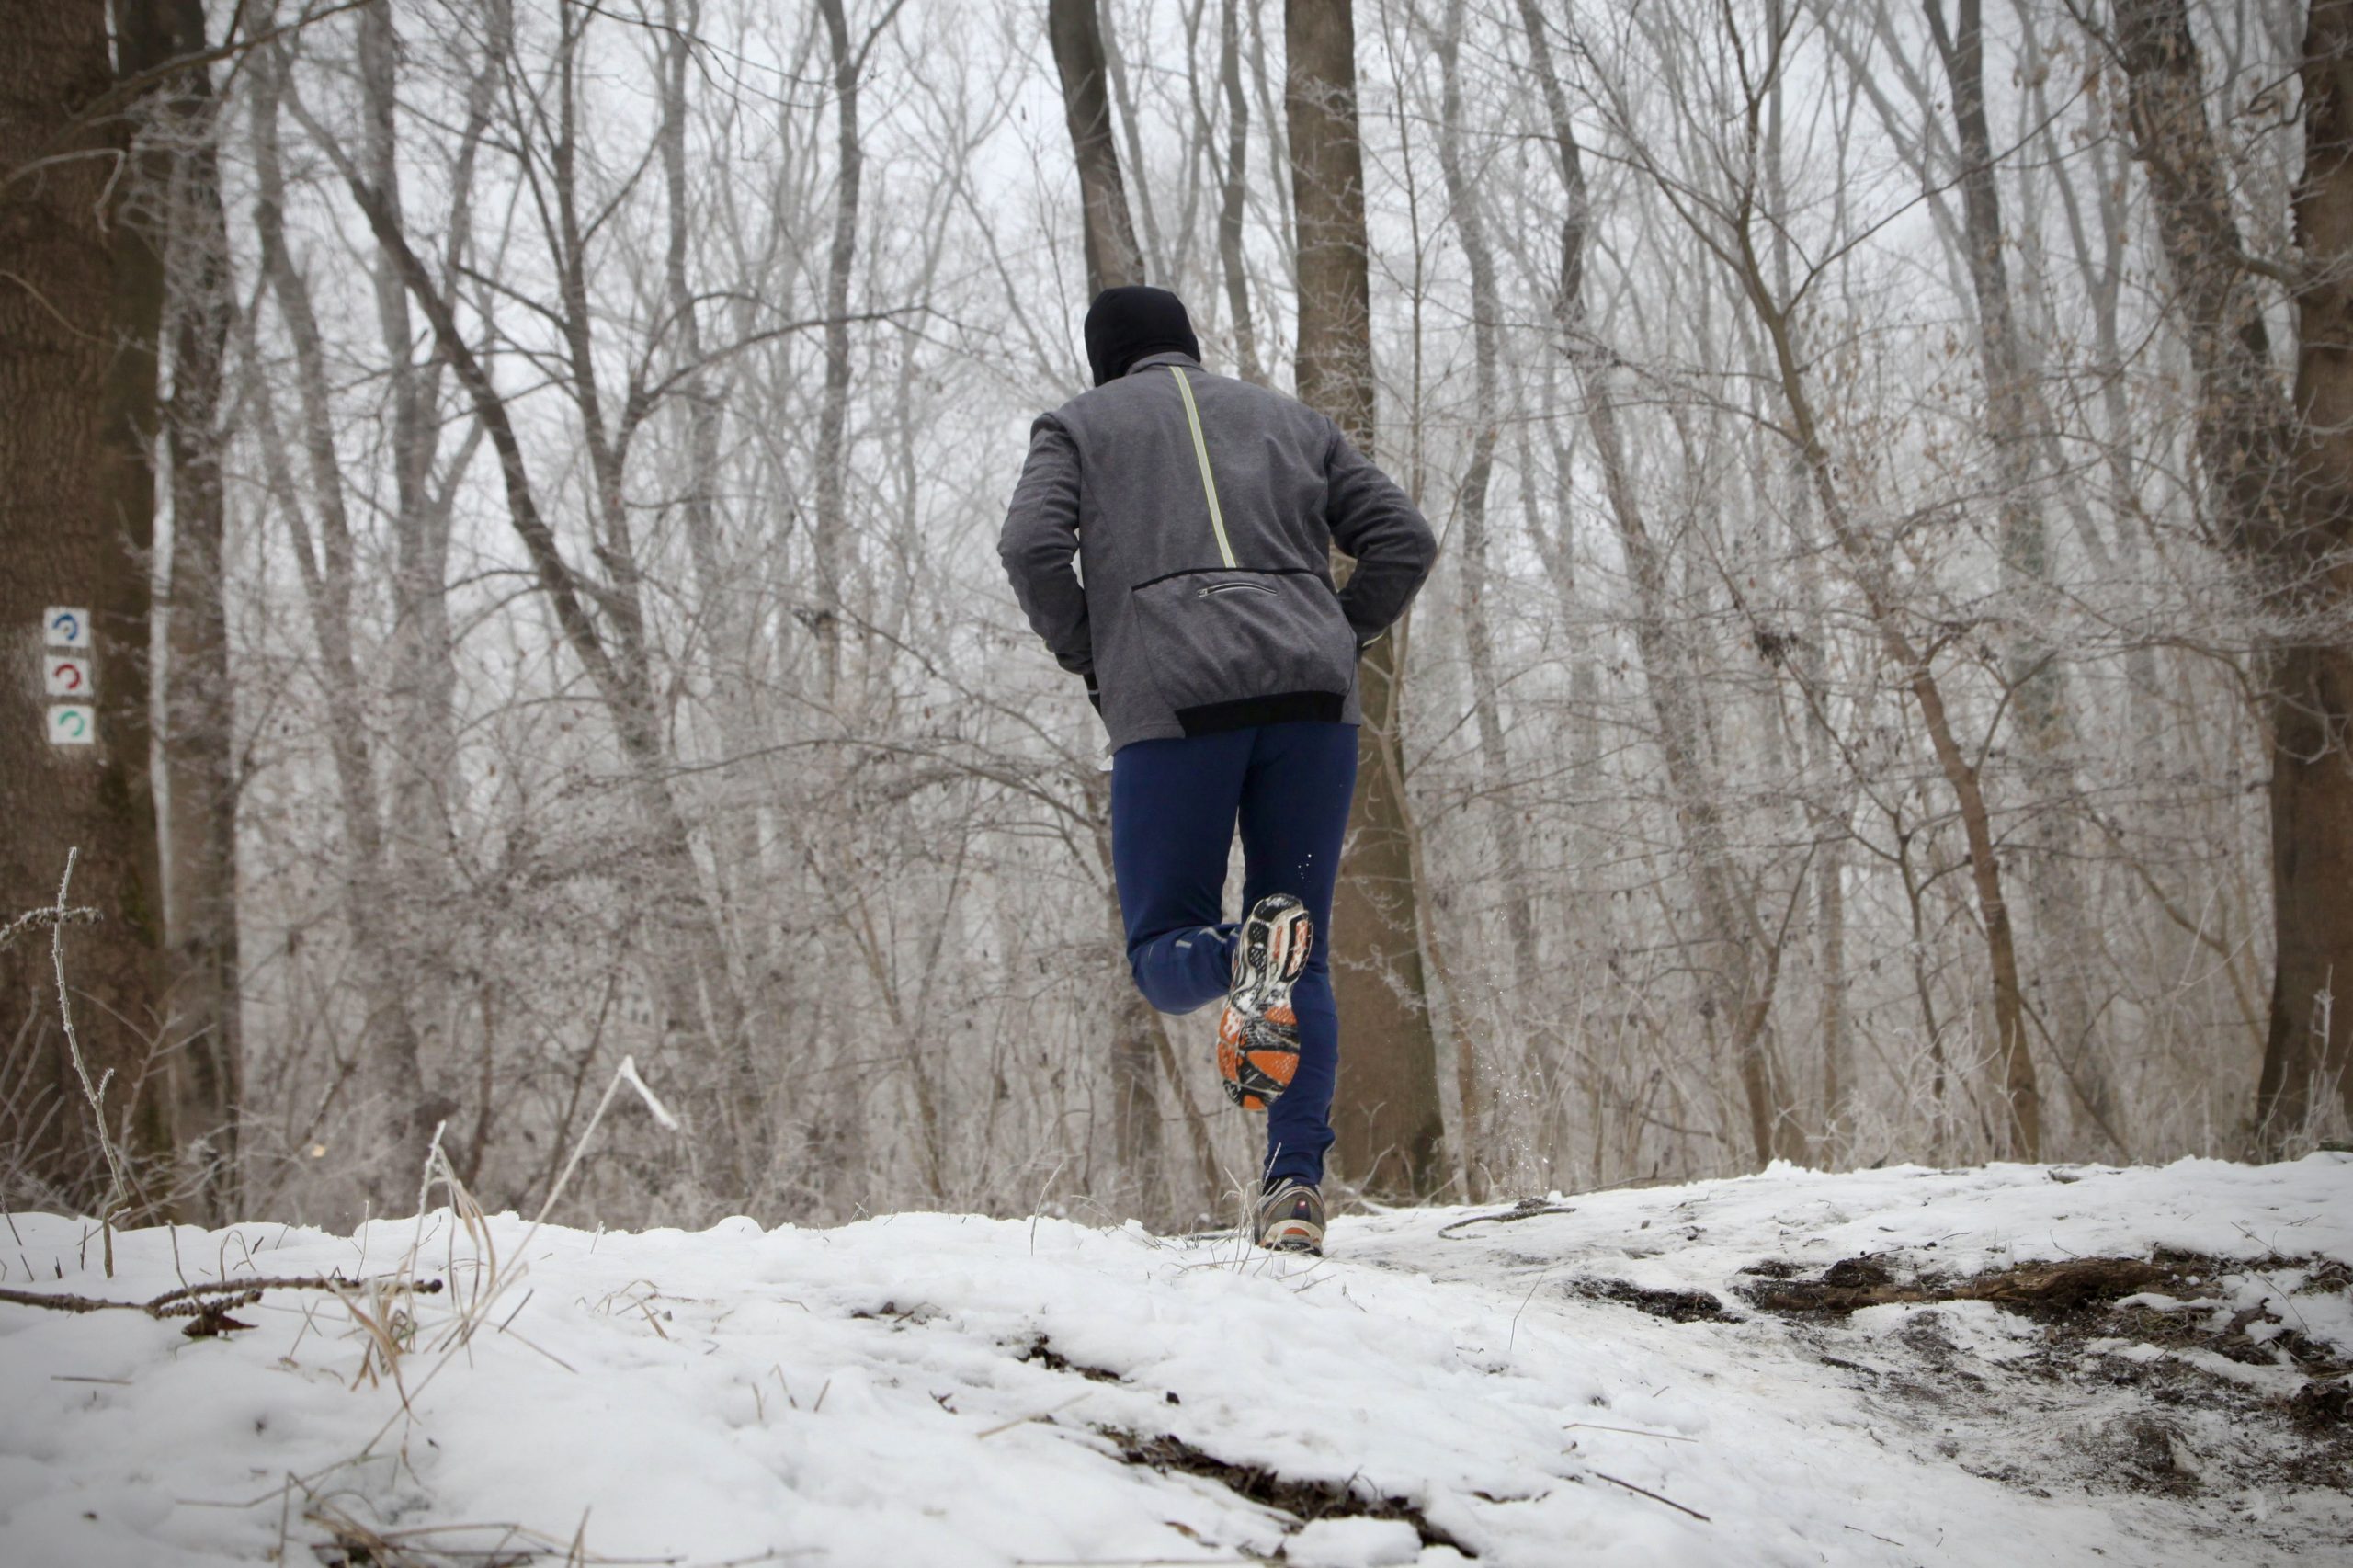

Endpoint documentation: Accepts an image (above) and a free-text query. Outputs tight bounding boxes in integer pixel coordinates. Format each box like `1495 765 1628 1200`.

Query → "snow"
1288 1517 1425 1566
2 1154 2347 1566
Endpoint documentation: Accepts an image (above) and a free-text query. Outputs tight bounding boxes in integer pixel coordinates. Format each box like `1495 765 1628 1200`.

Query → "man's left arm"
1324 427 1438 648
998 414 1094 679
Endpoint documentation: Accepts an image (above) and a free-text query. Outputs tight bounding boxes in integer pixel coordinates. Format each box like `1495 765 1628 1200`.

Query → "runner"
999 286 1437 1254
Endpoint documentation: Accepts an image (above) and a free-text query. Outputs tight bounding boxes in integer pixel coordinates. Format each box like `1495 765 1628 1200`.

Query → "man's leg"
1111 730 1254 1014
1236 721 1358 1187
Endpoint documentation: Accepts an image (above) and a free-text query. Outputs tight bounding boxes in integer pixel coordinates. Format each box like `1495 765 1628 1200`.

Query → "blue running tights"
1109 720 1358 1188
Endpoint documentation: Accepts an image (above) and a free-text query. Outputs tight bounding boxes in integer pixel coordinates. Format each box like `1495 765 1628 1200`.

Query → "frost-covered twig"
0 901 97 954
529 1053 678 1234
49 849 131 1270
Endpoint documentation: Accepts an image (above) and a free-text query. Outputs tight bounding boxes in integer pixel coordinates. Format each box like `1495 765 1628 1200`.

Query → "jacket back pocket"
1130 567 1357 733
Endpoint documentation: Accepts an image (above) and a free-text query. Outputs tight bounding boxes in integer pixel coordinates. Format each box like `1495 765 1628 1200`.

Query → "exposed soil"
846 1298 941 1326
1011 1342 1475 1557
1564 1276 1734 1323
2291 1377 2351 1431
1102 1427 1477 1558
1017 1334 1123 1383
1737 1250 2353 1505
1739 1254 2177 1317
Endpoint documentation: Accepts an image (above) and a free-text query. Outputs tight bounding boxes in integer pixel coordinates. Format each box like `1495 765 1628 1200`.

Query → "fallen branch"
1438 1198 1578 1238
1590 1468 1711 1522
0 1273 443 1338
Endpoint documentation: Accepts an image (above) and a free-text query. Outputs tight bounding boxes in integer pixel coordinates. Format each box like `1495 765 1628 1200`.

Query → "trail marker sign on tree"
39 608 97 746
43 607 91 648
45 656 90 697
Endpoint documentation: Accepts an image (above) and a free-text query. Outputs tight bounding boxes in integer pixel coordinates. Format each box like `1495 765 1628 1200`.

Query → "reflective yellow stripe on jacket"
1169 366 1238 569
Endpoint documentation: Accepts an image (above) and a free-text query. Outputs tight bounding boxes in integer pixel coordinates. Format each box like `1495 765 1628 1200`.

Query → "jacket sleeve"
998 414 1094 676
1324 426 1438 646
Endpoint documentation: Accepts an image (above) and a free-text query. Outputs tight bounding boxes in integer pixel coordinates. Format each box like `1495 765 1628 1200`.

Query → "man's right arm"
998 414 1094 677
1324 427 1438 647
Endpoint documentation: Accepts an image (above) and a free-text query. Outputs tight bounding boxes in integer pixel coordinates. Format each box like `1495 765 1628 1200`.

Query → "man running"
999 286 1436 1255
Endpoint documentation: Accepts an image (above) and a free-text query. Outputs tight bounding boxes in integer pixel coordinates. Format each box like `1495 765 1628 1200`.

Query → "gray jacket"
999 350 1437 750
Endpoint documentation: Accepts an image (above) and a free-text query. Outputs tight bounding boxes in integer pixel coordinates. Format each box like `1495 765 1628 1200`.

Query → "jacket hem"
1175 690 1346 735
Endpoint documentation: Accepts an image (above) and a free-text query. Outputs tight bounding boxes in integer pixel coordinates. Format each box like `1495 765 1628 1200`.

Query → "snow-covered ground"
2 1155 2347 1567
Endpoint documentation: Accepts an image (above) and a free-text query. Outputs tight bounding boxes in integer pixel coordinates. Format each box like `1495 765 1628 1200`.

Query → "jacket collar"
1125 349 1203 376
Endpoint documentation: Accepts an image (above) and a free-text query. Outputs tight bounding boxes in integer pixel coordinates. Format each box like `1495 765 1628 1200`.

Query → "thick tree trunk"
1050 0 1146 296
0 0 174 1213
1047 3 1165 1207
1288 0 1446 1197
2268 0 2353 1140
1093 0 1165 283
2111 0 2353 1146
1084 778 1166 1220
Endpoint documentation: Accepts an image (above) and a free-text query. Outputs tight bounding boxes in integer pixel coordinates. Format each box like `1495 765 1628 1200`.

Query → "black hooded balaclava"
1084 286 1200 386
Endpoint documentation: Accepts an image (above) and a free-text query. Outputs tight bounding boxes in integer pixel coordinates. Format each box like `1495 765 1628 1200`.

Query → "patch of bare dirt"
1564 1277 1734 1323
1016 1334 1123 1383
1742 1251 2352 1505
1102 1428 1477 1558
1740 1254 2177 1318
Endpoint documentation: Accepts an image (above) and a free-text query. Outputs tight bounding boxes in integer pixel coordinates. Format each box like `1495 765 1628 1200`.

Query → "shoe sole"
1257 1221 1324 1255
1217 1006 1297 1109
1222 901 1309 1109
1255 1178 1326 1254
1233 902 1311 1015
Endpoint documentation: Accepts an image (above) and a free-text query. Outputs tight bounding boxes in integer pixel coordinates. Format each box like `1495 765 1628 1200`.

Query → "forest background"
6 0 2351 1234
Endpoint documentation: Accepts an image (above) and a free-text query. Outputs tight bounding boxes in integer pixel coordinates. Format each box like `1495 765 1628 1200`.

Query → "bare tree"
814 0 903 700
1044 0 1181 1215
290 3 789 1199
47 0 2342 1229
1 0 176 1212
1290 0 1447 1196
247 28 447 1199
154 0 243 1219
1432 0 1549 1191
1214 0 1262 381
1589 2 2045 1156
1050 0 1146 294
1515 0 1803 1166
2109 0 2353 1146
